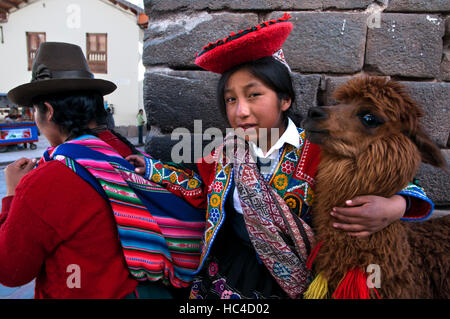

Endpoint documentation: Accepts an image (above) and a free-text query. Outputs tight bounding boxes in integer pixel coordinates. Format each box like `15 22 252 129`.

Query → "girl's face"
224 68 291 150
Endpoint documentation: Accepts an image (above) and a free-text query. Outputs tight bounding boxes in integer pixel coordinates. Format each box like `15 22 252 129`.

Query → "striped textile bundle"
41 136 206 288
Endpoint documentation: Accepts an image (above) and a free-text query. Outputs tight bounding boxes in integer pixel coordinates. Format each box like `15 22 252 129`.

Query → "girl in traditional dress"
126 14 434 299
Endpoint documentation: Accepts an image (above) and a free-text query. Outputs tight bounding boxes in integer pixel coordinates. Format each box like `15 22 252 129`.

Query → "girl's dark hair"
32 91 105 139
217 56 296 122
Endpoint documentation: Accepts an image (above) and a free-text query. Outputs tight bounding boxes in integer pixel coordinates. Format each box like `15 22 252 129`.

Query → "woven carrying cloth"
217 135 315 298
39 136 205 288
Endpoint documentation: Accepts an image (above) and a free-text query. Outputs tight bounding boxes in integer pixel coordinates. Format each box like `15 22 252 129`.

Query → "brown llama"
303 76 449 299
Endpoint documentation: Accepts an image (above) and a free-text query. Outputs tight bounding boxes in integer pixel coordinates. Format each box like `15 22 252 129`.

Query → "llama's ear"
409 126 447 172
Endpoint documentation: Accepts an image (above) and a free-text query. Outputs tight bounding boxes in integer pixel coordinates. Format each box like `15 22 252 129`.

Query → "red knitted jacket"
0 132 139 298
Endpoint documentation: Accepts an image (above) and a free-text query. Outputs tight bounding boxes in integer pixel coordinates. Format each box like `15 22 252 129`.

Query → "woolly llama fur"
303 76 449 299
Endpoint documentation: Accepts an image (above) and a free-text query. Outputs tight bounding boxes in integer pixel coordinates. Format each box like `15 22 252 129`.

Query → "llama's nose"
307 107 328 121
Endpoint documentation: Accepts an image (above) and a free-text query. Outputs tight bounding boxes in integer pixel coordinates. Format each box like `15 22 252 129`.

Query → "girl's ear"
280 97 292 112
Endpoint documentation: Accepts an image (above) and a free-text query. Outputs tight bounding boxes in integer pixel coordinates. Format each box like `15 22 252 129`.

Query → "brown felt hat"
7 42 117 106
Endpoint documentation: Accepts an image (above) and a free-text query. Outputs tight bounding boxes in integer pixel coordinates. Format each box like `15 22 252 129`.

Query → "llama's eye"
359 113 383 128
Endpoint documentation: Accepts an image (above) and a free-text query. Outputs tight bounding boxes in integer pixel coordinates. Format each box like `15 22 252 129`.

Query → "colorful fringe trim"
304 272 328 299
332 268 370 299
306 241 323 270
305 241 381 299
304 241 328 299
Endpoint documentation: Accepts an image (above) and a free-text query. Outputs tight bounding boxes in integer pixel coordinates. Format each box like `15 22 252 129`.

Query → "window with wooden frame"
86 33 107 74
26 32 46 71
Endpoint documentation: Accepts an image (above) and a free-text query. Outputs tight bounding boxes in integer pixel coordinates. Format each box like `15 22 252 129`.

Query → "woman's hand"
5 158 37 196
330 195 406 238
125 155 146 175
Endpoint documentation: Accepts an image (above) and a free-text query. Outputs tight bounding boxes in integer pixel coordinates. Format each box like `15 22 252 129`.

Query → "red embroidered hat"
195 13 293 74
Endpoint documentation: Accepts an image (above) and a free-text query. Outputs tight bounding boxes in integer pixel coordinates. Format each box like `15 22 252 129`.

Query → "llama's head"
304 76 446 170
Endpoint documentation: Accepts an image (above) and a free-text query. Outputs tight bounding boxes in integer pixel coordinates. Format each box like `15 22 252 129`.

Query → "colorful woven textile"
219 135 315 298
40 136 206 288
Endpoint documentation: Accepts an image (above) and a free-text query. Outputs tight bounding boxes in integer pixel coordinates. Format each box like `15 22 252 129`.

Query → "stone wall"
143 0 450 206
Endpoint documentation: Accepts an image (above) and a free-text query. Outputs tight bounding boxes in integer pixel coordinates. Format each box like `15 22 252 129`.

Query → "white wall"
0 0 144 126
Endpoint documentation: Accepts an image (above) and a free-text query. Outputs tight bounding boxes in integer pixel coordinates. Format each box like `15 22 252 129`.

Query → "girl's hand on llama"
126 155 146 175
330 195 406 238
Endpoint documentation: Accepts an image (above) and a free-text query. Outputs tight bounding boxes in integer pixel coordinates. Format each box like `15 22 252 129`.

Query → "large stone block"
416 150 450 207
386 0 450 12
144 0 221 13
446 15 450 36
144 69 223 134
400 81 450 148
269 12 367 73
365 14 444 78
225 0 319 10
146 133 222 172
144 0 377 12
442 16 450 81
143 12 258 68
441 51 450 81
321 0 375 9
289 73 322 126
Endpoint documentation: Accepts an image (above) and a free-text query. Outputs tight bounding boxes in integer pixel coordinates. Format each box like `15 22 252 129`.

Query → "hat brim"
195 20 293 74
7 78 117 107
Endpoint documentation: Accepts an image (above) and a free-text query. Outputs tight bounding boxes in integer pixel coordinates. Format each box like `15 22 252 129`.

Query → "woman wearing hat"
127 14 434 299
0 42 204 298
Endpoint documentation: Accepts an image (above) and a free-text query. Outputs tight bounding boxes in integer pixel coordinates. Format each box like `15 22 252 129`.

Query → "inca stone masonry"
142 0 450 206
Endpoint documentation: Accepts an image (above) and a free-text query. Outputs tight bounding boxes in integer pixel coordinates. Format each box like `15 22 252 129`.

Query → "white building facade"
0 0 146 126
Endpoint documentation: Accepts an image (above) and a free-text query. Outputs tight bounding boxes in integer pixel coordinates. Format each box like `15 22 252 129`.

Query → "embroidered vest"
200 129 320 271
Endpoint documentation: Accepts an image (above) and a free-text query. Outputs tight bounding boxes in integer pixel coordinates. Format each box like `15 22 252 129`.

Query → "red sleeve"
1 161 137 297
401 196 432 220
0 191 61 287
0 196 13 225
